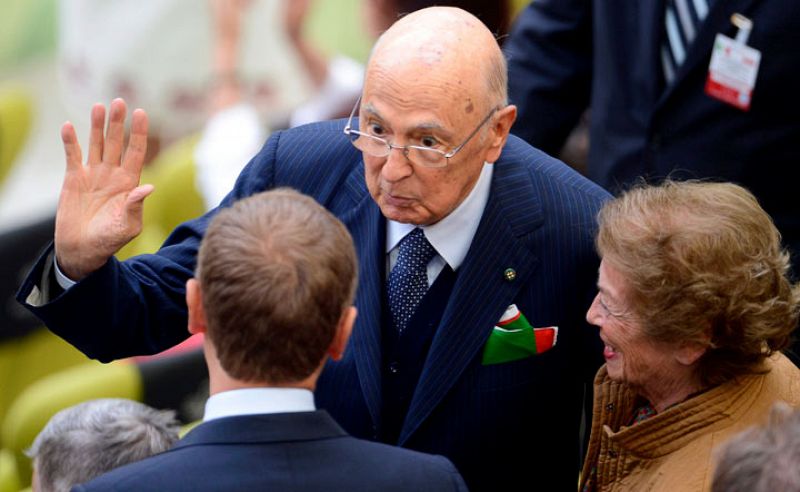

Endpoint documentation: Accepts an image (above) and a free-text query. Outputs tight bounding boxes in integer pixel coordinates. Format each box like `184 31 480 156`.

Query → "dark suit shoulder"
74 417 467 492
496 134 610 245
272 119 363 207
501 134 610 203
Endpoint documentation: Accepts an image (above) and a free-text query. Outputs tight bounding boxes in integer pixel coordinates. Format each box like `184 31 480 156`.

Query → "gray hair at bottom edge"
711 402 800 492
26 398 180 492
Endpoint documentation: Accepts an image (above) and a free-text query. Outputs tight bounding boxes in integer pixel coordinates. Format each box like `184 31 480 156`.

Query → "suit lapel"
338 165 385 430
398 160 543 445
657 0 764 107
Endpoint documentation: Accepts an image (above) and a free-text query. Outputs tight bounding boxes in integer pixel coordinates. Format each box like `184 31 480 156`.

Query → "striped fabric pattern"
662 0 713 83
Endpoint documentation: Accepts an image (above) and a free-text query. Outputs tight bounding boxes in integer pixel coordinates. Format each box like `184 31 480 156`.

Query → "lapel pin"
503 268 517 282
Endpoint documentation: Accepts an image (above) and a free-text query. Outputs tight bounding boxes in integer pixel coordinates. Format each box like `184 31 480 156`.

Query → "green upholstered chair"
179 419 202 438
0 84 33 186
0 448 20 492
0 361 141 489
0 329 89 427
116 134 205 260
0 335 84 489
0 131 207 490
1 345 206 490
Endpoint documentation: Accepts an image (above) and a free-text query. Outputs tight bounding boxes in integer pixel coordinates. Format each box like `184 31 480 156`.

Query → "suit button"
389 362 399 374
606 403 614 412
609 450 618 458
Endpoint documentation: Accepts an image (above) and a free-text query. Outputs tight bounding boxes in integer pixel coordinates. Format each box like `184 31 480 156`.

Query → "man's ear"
186 278 207 335
328 306 357 361
484 104 517 164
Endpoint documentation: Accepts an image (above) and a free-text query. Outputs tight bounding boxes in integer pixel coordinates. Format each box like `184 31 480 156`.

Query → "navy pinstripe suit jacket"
20 119 610 491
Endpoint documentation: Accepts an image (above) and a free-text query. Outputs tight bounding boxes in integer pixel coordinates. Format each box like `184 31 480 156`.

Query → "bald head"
369 7 507 109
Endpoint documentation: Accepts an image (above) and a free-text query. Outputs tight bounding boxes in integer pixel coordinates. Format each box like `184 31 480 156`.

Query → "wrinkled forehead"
361 63 482 135
365 40 486 112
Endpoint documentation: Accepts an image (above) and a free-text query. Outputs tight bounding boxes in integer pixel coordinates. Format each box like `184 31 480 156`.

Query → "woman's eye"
420 136 439 148
598 297 613 314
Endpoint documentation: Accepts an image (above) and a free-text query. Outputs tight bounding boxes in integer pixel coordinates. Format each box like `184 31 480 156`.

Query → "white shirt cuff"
54 256 78 290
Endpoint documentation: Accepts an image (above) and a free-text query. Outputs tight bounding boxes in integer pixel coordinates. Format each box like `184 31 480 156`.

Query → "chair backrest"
0 448 20 492
116 134 205 259
0 361 142 489
0 85 33 186
0 328 90 426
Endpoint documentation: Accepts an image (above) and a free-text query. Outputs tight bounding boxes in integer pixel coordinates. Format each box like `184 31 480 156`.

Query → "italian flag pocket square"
481 304 558 365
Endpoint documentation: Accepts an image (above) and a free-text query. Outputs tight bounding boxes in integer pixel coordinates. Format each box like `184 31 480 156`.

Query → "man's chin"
379 202 427 225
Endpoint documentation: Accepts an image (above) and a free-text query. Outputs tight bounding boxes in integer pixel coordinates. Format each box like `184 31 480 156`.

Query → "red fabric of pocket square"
533 326 558 353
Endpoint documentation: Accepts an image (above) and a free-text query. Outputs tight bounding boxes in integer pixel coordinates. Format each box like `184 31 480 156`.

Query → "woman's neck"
638 371 704 413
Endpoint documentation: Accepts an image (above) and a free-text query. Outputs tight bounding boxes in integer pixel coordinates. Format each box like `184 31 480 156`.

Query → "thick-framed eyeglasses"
343 97 498 169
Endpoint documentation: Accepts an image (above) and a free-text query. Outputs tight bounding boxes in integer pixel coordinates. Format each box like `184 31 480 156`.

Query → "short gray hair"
712 403 800 492
487 45 509 108
27 398 180 492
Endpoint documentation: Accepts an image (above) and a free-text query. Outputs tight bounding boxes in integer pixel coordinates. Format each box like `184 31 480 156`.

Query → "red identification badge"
704 14 761 111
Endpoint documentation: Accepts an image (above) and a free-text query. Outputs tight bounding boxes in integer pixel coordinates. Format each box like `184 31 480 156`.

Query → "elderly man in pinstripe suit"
19 7 610 491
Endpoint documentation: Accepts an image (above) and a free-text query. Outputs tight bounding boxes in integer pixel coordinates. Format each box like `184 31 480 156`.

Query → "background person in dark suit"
505 0 800 278
18 7 609 490
74 189 466 492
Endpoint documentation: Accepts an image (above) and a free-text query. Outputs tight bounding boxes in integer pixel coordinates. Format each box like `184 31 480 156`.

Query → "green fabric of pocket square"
481 310 538 365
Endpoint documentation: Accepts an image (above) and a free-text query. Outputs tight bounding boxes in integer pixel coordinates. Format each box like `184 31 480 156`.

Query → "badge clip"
731 13 753 45
704 13 761 111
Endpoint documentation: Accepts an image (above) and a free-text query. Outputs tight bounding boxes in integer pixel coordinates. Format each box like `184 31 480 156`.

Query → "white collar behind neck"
203 387 315 422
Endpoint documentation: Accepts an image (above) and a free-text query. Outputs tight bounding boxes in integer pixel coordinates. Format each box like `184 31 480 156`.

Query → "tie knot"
397 228 437 270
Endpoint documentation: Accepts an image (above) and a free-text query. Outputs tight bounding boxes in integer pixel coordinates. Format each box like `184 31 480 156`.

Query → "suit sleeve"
505 0 593 155
15 131 284 362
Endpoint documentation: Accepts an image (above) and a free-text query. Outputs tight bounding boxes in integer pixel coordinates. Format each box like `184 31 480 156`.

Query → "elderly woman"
579 180 800 491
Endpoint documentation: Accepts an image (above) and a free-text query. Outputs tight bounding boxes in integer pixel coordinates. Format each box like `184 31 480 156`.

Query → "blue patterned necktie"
387 228 438 334
661 0 714 84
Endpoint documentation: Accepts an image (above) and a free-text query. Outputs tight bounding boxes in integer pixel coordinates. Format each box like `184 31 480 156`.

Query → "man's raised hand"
55 98 154 281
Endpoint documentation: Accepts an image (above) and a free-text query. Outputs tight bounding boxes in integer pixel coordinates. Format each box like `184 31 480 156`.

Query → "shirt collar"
203 388 316 422
386 162 494 271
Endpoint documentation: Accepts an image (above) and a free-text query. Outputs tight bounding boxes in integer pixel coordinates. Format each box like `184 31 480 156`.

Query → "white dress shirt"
386 162 494 285
203 387 316 422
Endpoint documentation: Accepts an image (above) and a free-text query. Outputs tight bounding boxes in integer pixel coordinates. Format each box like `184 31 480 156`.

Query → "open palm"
55 99 154 280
